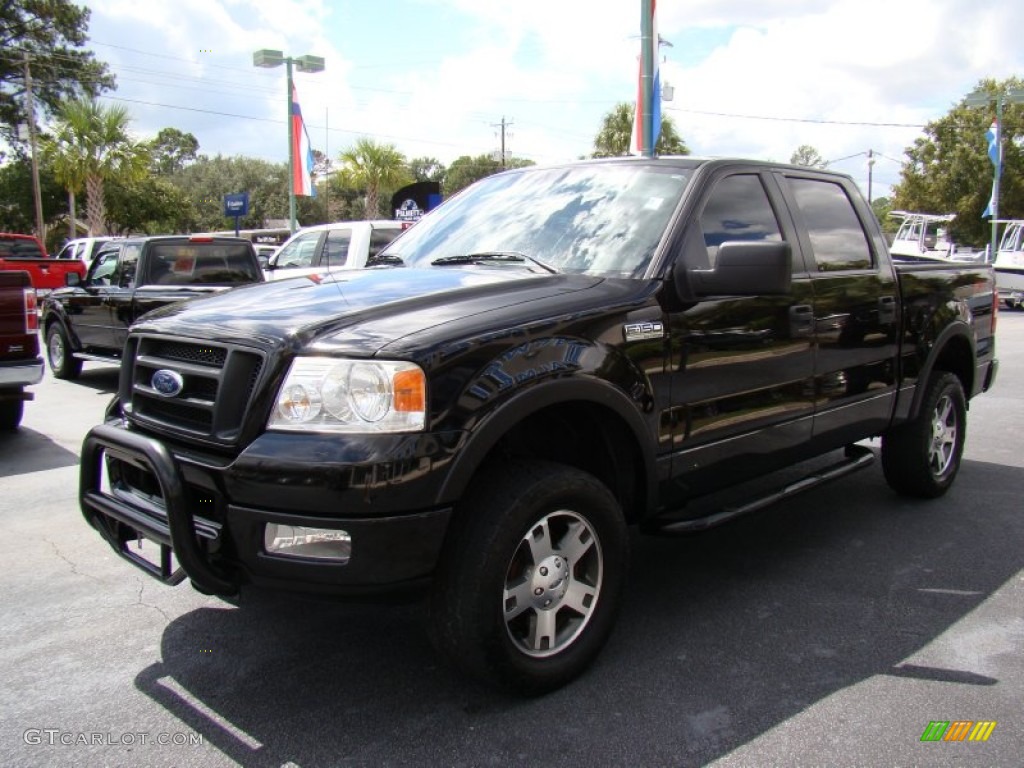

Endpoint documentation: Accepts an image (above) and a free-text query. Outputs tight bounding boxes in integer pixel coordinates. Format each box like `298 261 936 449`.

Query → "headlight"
269 357 426 433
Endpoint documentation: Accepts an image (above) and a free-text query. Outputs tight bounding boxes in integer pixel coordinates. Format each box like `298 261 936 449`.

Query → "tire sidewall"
926 374 967 492
434 462 628 694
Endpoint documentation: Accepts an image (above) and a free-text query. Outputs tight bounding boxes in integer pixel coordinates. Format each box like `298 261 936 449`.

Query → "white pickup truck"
263 220 405 281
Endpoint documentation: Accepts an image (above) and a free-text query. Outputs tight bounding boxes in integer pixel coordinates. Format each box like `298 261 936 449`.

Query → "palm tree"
337 138 411 219
42 98 150 236
592 102 690 158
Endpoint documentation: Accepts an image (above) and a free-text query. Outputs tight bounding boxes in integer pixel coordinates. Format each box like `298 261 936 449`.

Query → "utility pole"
867 149 874 205
492 116 513 167
23 53 45 243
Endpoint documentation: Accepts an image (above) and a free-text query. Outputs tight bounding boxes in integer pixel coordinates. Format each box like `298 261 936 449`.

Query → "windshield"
386 163 693 278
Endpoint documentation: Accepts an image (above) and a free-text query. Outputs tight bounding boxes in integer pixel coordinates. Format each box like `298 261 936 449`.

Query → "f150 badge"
623 321 665 342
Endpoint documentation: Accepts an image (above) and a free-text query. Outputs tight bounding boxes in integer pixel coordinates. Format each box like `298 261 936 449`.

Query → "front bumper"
80 423 454 598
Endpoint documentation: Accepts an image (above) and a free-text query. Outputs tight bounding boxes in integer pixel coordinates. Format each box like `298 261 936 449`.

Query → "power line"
665 105 925 129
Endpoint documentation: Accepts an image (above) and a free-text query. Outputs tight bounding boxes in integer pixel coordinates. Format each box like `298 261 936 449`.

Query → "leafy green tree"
0 0 114 144
892 77 1024 246
105 175 193 235
171 154 325 232
149 127 199 175
871 196 896 233
408 156 445 183
0 152 67 240
790 145 826 168
337 138 411 219
444 154 534 195
42 98 150 235
591 102 689 158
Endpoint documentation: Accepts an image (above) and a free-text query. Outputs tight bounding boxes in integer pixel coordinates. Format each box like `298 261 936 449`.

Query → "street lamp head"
1006 87 1024 105
253 49 285 68
963 89 992 108
294 55 325 73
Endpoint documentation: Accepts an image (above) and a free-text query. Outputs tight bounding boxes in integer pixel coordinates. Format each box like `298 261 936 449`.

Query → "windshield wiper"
366 253 404 267
431 251 559 274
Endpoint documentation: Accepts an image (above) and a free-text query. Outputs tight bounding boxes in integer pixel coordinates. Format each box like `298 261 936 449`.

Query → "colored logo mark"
920 720 997 742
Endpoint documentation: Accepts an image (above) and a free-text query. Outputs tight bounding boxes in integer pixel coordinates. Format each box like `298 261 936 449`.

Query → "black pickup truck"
42 235 264 379
78 158 998 694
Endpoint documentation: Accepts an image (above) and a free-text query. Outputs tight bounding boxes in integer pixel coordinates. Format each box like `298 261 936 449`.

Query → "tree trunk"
85 174 106 235
68 189 77 239
365 187 378 219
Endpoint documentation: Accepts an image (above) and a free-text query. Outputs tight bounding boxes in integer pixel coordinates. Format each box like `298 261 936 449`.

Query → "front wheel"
46 323 82 380
882 372 966 498
430 460 628 695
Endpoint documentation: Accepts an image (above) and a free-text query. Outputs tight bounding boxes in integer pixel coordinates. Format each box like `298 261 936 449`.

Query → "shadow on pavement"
134 455 1023 766
0 426 80 477
68 366 120 395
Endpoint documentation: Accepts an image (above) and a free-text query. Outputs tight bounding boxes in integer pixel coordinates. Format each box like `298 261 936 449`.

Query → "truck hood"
133 267 607 355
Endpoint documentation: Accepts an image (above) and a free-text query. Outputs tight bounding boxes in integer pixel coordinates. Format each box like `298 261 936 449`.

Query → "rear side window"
322 228 352 267
145 243 262 285
699 175 783 267
369 227 402 259
788 178 873 271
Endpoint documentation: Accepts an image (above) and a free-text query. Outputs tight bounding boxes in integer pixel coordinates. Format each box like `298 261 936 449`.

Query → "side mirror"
687 241 792 297
66 272 81 288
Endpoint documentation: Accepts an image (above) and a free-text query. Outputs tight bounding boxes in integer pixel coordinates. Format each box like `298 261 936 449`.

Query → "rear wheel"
0 398 24 430
430 460 628 695
882 372 966 498
46 323 82 380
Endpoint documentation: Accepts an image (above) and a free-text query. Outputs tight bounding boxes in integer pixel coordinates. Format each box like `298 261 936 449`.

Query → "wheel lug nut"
544 599 551 606
534 588 543 596
540 567 548 576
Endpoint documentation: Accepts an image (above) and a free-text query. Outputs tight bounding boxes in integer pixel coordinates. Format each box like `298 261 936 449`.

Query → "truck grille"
122 334 265 447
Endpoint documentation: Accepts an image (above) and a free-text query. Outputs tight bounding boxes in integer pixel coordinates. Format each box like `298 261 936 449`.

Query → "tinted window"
115 244 141 288
0 236 44 259
322 228 352 267
144 243 262 285
369 227 401 259
699 174 783 266
789 178 872 271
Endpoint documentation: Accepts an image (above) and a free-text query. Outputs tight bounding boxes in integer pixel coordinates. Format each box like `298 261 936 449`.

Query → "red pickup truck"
0 270 43 430
0 233 87 298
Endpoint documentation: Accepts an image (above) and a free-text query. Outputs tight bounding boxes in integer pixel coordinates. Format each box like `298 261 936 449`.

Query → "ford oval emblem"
151 369 184 398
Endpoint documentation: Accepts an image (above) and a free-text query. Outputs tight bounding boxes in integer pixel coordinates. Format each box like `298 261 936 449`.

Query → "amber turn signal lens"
392 368 425 412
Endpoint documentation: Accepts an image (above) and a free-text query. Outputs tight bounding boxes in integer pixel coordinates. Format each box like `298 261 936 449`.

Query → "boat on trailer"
887 211 984 262
993 219 1024 309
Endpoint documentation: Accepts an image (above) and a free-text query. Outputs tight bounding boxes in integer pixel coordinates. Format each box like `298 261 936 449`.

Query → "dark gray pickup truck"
41 235 264 379
77 158 998 694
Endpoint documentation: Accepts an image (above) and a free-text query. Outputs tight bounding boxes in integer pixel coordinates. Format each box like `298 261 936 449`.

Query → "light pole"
253 49 325 233
964 85 1024 261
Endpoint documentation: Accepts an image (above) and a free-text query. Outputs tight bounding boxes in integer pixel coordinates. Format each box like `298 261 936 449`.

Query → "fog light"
264 524 351 563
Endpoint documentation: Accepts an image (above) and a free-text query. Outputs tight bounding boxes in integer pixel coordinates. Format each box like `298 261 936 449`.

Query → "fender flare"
435 377 658 515
906 319 976 420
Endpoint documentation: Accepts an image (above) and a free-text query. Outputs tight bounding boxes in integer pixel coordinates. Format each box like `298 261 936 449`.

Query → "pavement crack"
44 537 104 583
136 578 173 622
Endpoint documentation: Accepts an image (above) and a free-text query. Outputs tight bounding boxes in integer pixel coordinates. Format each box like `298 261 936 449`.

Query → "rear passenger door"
775 171 898 443
663 168 817 497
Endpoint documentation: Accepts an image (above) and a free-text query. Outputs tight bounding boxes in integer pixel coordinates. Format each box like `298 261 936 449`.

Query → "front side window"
89 249 119 285
274 231 322 268
699 174 783 267
114 244 141 288
788 178 872 271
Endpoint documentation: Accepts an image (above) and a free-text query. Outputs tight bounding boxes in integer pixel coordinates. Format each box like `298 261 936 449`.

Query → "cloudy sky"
80 0 1024 198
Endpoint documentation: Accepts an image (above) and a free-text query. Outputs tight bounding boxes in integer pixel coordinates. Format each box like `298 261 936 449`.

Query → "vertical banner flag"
982 118 999 218
291 83 316 197
630 0 661 155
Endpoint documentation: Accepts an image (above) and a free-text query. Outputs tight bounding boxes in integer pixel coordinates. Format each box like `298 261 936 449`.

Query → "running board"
644 444 875 536
73 352 120 363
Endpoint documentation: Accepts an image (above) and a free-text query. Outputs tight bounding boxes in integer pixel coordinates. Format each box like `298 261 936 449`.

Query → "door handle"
877 295 896 325
789 304 814 338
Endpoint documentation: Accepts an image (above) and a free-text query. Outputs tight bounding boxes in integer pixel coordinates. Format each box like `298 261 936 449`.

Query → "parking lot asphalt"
1 314 1022 767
